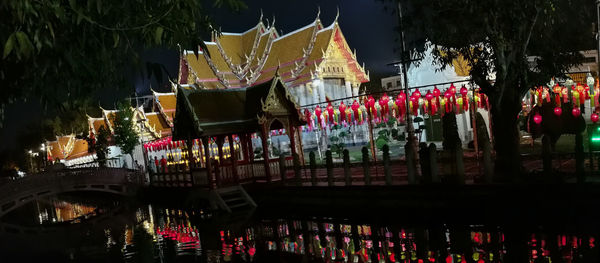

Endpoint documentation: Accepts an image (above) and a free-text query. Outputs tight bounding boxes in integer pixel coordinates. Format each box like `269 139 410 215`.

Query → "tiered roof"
181 12 369 89
46 135 90 162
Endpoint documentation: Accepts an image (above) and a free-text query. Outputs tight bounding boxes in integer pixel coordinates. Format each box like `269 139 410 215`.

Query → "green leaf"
15 31 34 58
3 33 15 59
113 32 120 48
154 27 164 44
96 0 102 14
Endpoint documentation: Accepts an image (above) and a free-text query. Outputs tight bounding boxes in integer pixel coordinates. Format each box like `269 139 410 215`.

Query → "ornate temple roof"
46 135 90 161
152 90 176 125
172 76 305 140
181 12 369 89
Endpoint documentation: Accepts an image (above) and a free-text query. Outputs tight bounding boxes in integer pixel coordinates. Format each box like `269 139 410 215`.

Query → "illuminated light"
533 113 542 124
572 107 581 117
592 113 599 123
554 107 562 116
592 138 600 141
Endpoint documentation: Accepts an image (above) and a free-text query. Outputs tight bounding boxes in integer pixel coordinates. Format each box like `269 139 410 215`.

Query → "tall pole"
596 0 600 78
397 2 417 155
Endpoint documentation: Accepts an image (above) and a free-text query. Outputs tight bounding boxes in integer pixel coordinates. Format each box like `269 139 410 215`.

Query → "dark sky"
1 0 400 152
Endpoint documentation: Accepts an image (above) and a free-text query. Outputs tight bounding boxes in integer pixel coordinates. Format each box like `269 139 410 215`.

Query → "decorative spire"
334 6 339 23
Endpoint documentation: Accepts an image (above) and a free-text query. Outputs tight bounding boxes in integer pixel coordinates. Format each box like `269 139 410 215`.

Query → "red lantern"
339 102 347 124
592 113 599 123
425 91 434 115
533 113 542 124
572 107 581 117
396 92 406 121
553 107 562 117
412 89 421 99
379 93 390 117
326 102 334 124
315 106 322 127
433 86 441 110
351 100 360 123
367 96 376 116
444 90 452 113
460 85 469 111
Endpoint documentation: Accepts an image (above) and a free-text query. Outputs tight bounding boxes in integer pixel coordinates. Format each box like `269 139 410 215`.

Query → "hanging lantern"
367 96 376 118
425 91 434 115
444 90 452 113
326 102 335 125
351 100 360 123
592 113 600 123
412 89 421 99
315 106 322 128
304 109 313 130
339 102 347 125
552 84 562 106
533 113 542 124
433 86 441 110
396 92 406 121
553 107 562 117
572 107 581 117
460 85 469 111
380 93 390 118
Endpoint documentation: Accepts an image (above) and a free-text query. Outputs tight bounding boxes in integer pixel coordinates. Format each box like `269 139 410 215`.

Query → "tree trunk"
490 95 522 182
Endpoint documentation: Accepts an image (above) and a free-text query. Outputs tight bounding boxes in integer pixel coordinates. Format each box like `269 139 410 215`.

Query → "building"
381 75 403 91
178 12 369 106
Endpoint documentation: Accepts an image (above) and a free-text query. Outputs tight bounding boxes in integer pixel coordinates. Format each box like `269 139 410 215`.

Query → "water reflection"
2 198 599 262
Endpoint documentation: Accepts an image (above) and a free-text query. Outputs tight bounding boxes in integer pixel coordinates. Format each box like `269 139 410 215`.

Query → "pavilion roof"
152 91 177 124
172 76 305 140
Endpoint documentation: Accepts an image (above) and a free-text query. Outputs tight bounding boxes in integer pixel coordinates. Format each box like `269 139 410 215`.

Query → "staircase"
210 185 257 213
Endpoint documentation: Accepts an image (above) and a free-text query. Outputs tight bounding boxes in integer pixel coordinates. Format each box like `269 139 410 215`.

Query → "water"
1 193 599 262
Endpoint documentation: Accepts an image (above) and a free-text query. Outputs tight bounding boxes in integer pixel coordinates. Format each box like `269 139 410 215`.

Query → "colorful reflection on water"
1 197 599 262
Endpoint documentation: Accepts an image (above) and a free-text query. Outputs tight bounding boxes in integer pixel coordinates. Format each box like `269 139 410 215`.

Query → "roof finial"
316 6 321 21
271 15 276 28
259 9 263 22
334 6 339 23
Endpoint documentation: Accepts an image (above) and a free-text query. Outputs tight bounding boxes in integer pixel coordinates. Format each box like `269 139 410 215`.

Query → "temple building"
45 135 94 167
178 12 369 106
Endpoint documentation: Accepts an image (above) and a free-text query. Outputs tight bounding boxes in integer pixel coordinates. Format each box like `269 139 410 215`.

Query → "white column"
298 85 306 106
313 79 325 104
304 84 311 105
352 83 359 97
311 81 319 105
345 81 352 102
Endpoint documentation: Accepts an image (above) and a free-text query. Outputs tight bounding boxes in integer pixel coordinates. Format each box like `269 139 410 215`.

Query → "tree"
0 0 245 128
113 102 139 168
395 0 595 180
92 125 110 167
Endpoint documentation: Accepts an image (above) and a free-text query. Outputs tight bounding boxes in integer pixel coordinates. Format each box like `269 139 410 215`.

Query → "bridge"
0 168 143 218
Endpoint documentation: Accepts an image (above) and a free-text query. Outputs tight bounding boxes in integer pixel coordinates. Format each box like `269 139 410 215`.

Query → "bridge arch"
0 168 141 218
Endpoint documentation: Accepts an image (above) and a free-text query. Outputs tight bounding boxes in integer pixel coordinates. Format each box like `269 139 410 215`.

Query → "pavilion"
172 75 306 185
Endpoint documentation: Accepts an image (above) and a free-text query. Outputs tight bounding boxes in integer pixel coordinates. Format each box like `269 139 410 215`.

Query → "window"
396 80 402 87
386 82 392 89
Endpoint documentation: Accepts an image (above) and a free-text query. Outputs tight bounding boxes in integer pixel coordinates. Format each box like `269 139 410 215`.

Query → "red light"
572 108 581 117
533 114 542 124
554 107 562 116
592 113 599 123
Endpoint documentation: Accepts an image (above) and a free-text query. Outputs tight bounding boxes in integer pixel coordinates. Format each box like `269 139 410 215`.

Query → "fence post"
279 155 286 185
429 143 440 183
362 147 371 185
419 142 431 184
482 140 493 183
455 143 465 184
576 133 585 183
293 153 302 186
326 150 334 186
343 149 351 186
383 145 392 185
406 143 417 184
309 151 317 186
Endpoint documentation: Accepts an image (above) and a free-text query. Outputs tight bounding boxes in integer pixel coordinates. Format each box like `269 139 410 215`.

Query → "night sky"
1 0 400 152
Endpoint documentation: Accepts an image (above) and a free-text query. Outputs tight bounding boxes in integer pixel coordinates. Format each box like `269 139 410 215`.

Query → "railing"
147 140 598 189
